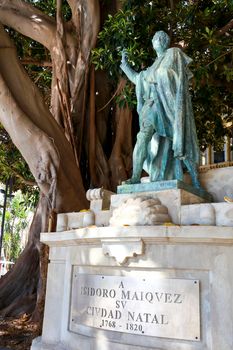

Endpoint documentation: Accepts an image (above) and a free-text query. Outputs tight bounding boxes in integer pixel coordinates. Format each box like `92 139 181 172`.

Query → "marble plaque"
70 271 200 341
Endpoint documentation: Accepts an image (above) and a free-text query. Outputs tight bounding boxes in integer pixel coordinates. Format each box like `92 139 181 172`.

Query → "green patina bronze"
117 179 212 202
120 31 200 189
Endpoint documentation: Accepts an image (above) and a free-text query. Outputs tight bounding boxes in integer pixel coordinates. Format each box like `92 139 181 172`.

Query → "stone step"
181 202 233 226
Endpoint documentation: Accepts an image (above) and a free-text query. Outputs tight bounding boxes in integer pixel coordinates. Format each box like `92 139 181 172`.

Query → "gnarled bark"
89 66 111 188
0 0 96 319
0 23 87 211
0 195 45 319
0 0 134 322
0 0 56 50
109 104 133 189
51 0 100 162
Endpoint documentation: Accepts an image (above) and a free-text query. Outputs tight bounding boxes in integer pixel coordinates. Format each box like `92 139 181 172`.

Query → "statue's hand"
121 49 128 65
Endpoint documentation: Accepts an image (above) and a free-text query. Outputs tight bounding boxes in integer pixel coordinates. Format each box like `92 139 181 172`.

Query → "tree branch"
67 0 100 50
205 48 233 67
0 24 87 209
217 18 233 36
20 59 52 67
12 171 36 187
0 160 36 187
169 0 174 11
0 0 56 50
66 0 100 100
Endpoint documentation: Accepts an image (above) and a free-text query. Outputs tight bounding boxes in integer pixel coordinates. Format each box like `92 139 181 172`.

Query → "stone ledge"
41 225 233 247
181 202 233 226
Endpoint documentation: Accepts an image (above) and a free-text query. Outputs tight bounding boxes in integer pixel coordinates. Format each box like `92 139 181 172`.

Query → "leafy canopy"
2 190 36 262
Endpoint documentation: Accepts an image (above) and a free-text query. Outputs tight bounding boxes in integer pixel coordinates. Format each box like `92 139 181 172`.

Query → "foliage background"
2 191 36 262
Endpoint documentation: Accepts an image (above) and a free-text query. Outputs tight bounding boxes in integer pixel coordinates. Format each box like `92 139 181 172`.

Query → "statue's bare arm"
120 50 138 85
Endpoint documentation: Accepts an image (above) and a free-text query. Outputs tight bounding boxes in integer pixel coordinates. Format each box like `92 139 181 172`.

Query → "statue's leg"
183 158 201 189
174 158 183 181
157 138 173 181
126 123 154 184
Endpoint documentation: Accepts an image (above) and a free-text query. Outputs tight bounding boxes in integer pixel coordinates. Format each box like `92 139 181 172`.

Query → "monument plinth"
31 182 233 350
31 222 233 350
111 182 211 225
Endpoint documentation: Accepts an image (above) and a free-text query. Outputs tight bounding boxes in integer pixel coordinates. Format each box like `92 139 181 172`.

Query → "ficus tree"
0 0 232 323
0 0 100 320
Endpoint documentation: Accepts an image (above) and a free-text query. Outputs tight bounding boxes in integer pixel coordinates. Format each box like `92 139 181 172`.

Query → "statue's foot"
123 177 141 185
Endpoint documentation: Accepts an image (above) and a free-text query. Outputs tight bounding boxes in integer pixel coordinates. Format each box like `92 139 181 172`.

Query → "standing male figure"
120 30 200 188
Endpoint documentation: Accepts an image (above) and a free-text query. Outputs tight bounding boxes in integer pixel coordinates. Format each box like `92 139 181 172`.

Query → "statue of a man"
120 30 200 188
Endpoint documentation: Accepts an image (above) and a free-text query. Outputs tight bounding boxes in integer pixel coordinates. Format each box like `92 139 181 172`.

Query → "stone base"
55 185 233 233
117 180 212 202
181 202 233 226
31 337 67 350
32 225 233 350
32 181 233 350
199 165 233 202
111 187 208 225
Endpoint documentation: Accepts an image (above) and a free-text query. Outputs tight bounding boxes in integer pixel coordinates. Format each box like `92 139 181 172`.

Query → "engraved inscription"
70 272 200 341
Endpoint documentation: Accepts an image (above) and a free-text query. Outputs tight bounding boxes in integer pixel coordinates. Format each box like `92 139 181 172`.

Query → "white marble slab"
31 223 233 350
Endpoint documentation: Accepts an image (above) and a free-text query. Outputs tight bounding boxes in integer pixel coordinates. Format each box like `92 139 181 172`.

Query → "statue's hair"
152 31 170 49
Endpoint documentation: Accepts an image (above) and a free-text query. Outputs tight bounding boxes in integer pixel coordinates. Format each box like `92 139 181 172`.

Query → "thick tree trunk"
0 0 134 321
51 0 100 161
109 104 133 189
0 195 46 318
0 0 98 318
89 67 111 188
0 24 87 211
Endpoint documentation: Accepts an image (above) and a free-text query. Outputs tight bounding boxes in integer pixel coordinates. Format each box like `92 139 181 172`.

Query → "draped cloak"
134 47 199 181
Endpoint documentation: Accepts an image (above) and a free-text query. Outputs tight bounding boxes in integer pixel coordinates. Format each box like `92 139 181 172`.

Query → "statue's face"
152 35 163 51
152 31 170 52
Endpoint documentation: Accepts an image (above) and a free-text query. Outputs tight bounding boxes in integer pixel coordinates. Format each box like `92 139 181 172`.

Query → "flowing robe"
121 47 199 181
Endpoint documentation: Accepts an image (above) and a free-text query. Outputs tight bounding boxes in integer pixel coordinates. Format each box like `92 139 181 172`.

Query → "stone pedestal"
112 180 211 225
31 180 233 350
117 179 212 201
31 223 233 350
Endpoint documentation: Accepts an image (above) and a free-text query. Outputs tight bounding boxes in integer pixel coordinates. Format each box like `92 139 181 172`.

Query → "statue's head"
152 31 170 53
